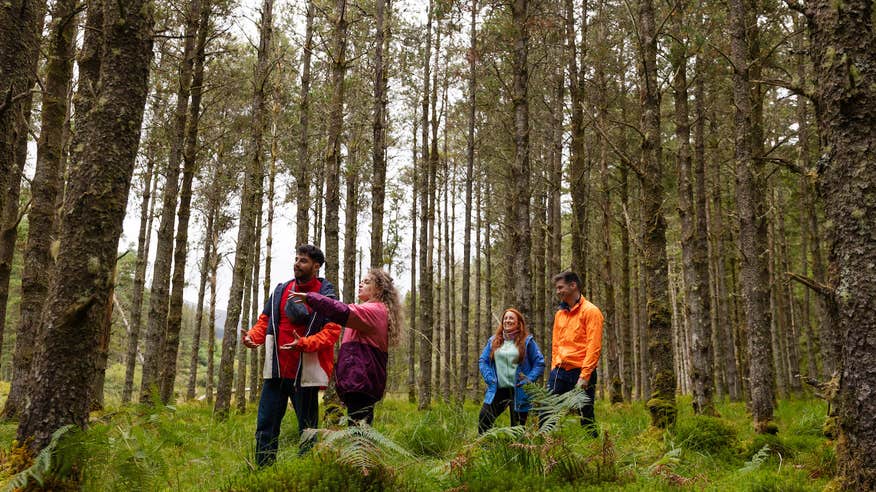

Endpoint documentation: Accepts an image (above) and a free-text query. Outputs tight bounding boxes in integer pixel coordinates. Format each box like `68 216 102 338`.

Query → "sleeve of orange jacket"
247 313 269 345
294 322 342 352
551 314 561 369
580 307 604 382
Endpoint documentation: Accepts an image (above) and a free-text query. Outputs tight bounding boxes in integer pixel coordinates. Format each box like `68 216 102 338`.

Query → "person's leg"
580 370 598 437
292 385 320 454
510 410 529 427
342 392 378 425
255 379 290 467
478 388 512 434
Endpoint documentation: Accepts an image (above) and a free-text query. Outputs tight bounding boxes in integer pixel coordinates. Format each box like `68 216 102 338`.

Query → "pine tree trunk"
637 0 675 427
249 209 263 403
729 0 775 432
459 0 476 403
161 0 208 404
370 0 388 268
237 247 252 412
323 0 348 287
140 0 200 402
803 0 876 486
509 0 532 319
215 0 272 418
343 168 359 303
565 0 588 276
186 212 212 400
0 0 44 241
295 0 314 246
122 150 156 404
408 114 418 405
17 0 153 449
4 0 74 418
673 7 714 414
206 214 219 404
417 0 434 411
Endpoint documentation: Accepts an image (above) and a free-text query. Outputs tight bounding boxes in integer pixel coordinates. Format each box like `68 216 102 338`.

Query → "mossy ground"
0 392 835 491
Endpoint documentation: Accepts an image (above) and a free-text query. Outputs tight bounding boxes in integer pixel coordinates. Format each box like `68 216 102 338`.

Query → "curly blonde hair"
367 268 403 347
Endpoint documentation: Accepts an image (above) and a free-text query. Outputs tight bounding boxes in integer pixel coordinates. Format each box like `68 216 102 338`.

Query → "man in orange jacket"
548 271 603 437
242 244 340 466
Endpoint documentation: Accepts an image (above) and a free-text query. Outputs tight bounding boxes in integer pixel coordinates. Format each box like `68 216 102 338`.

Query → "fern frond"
740 444 771 473
4 424 76 492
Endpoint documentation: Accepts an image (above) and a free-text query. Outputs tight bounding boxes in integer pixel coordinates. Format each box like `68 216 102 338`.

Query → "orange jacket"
551 296 604 382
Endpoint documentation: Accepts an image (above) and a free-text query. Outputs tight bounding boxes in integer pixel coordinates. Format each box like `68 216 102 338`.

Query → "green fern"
4 425 75 491
526 384 593 434
740 444 771 473
302 419 413 477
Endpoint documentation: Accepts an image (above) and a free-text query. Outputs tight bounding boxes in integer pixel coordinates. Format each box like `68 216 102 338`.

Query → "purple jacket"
306 293 389 400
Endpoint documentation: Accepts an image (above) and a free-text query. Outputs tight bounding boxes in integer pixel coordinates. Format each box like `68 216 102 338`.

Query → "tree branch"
787 271 833 298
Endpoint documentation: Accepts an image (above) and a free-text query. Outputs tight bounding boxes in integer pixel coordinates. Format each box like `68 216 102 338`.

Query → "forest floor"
0 384 837 491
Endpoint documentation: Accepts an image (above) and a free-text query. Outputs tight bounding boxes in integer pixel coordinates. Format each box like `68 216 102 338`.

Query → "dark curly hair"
296 244 325 267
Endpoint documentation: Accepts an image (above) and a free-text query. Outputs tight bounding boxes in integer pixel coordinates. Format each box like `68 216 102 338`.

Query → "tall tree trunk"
206 210 219 404
474 179 483 394
408 114 418 405
237 245 252 412
370 0 388 268
17 0 153 449
802 0 876 486
249 205 263 403
140 0 200 402
729 0 775 432
673 4 714 414
343 167 359 303
639 0 675 427
215 0 272 418
4 0 74 418
122 149 156 404
565 0 588 276
417 0 434 411
187 212 212 400
509 0 531 319
0 0 45 245
323 0 348 287
161 0 208 404
295 0 314 246
458 0 476 403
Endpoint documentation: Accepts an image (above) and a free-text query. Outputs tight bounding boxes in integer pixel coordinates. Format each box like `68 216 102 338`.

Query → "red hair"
490 308 528 363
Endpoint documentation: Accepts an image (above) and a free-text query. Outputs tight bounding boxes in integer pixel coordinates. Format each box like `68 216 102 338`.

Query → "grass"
0 392 835 491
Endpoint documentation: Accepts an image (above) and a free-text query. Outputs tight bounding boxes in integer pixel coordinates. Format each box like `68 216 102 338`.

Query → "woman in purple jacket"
290 269 402 424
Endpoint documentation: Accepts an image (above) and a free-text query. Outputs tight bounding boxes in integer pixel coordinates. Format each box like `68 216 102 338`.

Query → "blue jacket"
479 335 546 412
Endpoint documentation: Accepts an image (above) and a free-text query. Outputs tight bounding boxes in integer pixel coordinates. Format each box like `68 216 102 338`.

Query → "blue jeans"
255 379 319 466
547 367 598 437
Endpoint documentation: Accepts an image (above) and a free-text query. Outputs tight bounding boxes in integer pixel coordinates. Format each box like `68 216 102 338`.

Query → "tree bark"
417 0 434 411
186 211 212 400
408 113 418 405
17 0 153 449
638 0 675 426
729 0 775 432
370 0 388 268
295 0 314 246
509 0 532 319
140 0 200 403
161 0 208 404
215 0 272 418
803 0 876 486
565 0 589 277
4 0 75 418
323 0 348 287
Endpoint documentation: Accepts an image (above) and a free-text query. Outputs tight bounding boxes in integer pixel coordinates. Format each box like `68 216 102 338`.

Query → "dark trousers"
341 392 378 425
547 367 598 437
478 387 528 434
255 378 319 467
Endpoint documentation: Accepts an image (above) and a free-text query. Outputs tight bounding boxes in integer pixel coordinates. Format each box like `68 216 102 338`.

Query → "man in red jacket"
242 244 339 466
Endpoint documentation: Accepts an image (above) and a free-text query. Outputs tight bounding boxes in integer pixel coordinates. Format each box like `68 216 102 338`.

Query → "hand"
279 331 303 351
516 374 528 387
241 333 258 349
575 377 590 390
288 291 309 305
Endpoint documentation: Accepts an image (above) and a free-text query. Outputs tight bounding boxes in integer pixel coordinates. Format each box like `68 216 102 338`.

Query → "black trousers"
547 367 598 437
255 379 319 467
341 392 378 425
478 387 528 434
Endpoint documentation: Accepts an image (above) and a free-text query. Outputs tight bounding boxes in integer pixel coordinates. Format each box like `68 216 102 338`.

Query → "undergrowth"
0 394 834 491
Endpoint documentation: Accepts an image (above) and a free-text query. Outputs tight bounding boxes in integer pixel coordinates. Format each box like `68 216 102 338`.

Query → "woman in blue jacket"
478 307 546 434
